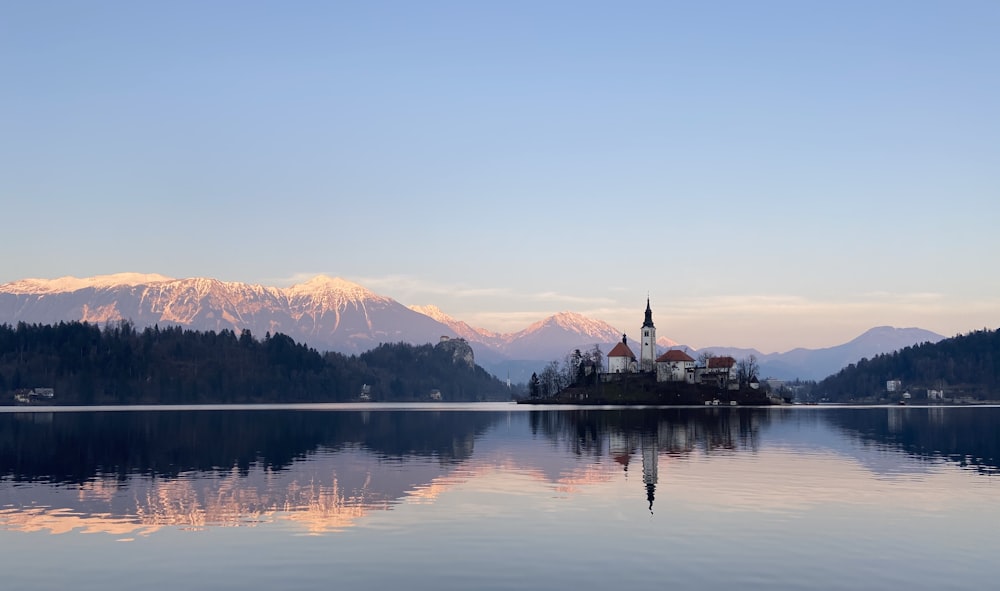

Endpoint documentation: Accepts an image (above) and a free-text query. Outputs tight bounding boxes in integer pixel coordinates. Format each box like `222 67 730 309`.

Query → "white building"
607 335 638 373
655 349 695 383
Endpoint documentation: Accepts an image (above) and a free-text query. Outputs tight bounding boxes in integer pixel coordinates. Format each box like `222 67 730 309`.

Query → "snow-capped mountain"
409 305 503 346
657 335 680 348
501 312 623 360
0 274 457 354
0 273 948 381
408 306 624 360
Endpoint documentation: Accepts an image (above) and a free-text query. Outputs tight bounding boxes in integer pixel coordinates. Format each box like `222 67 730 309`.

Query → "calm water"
1 404 998 590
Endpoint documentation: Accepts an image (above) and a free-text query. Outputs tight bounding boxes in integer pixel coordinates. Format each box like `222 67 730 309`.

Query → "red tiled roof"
656 349 695 363
707 356 736 369
607 342 636 358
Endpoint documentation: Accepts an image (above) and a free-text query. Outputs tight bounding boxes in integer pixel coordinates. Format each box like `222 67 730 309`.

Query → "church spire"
642 297 654 328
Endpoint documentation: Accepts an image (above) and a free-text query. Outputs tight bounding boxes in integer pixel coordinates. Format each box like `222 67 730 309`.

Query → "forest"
0 321 512 405
816 328 1000 401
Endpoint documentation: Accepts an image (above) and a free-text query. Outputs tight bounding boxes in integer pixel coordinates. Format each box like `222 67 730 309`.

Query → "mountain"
0 274 622 380
409 305 503 347
0 273 948 383
407 306 625 381
0 274 458 354
696 326 947 381
502 312 622 360
657 336 680 348
816 328 999 401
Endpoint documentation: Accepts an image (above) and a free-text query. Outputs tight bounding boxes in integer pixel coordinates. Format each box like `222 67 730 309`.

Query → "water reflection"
1 406 997 537
820 406 1000 475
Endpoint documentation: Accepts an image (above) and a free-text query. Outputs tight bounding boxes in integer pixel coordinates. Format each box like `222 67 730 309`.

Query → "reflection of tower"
641 432 658 513
640 298 656 372
610 431 633 476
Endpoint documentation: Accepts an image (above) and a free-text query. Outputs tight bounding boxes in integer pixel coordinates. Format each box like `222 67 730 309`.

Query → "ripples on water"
0 405 997 590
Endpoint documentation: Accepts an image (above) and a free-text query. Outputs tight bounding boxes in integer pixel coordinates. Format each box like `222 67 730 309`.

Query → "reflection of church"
642 432 658 513
609 428 660 513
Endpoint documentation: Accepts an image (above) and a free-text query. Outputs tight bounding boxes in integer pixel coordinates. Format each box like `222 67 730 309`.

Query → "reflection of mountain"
2 407 997 537
0 409 506 535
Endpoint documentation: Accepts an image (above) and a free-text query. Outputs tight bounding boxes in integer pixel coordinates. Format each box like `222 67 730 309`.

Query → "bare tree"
539 361 564 397
736 355 759 388
588 344 604 375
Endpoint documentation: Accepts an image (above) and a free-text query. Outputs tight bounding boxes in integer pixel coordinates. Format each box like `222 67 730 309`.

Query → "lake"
1 404 998 590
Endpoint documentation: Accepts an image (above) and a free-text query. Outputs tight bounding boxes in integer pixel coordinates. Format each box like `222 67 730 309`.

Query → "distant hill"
696 326 947 380
815 328 1000 401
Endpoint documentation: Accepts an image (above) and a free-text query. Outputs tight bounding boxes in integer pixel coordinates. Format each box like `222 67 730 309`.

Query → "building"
602 299 746 390
607 335 638 373
655 349 695 383
640 298 656 372
700 356 738 389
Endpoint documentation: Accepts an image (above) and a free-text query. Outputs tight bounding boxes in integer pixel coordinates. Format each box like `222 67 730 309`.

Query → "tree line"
529 345 605 398
816 328 1000 401
0 321 511 404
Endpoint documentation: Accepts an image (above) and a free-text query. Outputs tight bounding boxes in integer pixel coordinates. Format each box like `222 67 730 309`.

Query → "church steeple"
640 298 656 372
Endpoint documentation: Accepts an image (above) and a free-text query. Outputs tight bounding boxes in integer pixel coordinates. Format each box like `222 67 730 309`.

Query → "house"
607 335 638 373
699 356 738 389
655 349 695 383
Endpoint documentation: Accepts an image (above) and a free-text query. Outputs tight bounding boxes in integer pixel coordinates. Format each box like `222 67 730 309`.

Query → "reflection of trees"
526 407 1000 478
0 410 503 484
528 408 770 460
528 408 771 513
821 407 1000 475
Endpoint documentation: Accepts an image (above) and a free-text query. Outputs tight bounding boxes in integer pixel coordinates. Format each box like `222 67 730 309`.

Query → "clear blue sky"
2 1 997 351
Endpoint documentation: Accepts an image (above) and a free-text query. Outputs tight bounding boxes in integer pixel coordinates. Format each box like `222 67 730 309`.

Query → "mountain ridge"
0 273 947 381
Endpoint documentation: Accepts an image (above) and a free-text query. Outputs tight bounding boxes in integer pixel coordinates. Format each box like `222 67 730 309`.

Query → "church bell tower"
640 298 656 372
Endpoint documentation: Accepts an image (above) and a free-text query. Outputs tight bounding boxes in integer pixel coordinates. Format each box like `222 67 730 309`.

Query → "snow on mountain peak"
656 336 680 348
283 276 388 306
409 304 502 343
0 273 174 294
409 304 449 322
522 311 620 339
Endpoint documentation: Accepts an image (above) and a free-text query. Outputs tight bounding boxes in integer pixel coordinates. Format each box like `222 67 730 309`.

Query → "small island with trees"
521 300 776 406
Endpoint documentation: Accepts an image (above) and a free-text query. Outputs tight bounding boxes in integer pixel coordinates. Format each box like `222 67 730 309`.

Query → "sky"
1 1 998 352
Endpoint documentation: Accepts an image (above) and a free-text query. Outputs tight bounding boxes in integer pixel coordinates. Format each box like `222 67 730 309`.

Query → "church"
605 299 737 388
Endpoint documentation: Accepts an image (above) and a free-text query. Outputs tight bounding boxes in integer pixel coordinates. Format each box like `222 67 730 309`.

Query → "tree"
539 361 563 397
584 344 604 376
736 355 759 388
529 372 541 399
